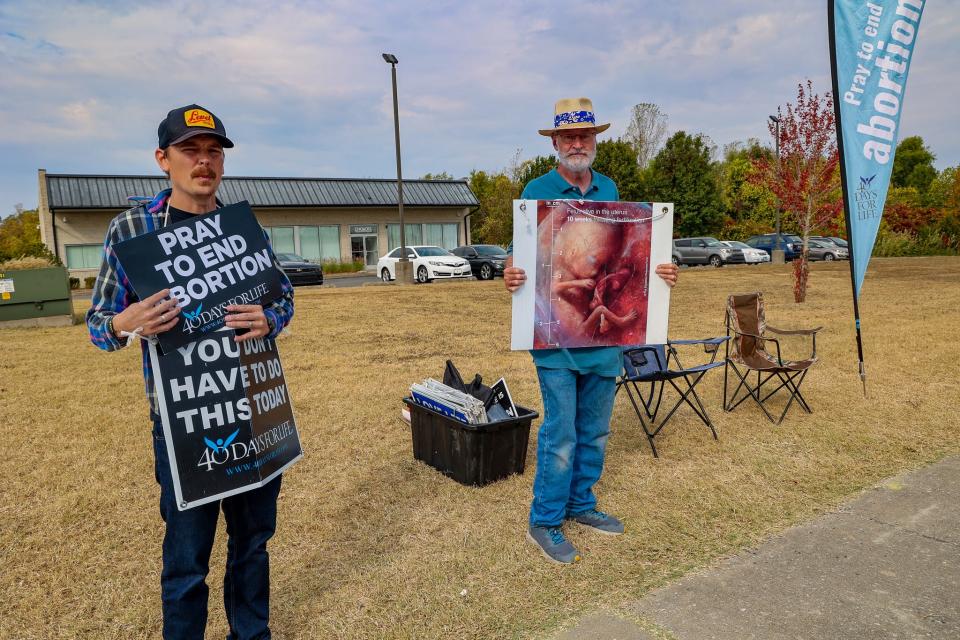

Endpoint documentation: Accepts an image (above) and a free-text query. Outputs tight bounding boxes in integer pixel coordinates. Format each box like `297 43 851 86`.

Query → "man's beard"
558 147 596 172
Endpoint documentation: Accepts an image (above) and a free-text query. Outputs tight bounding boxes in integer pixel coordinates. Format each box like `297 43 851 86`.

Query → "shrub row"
322 260 366 274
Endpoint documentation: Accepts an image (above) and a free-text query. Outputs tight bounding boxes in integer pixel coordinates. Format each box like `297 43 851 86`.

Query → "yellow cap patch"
184 108 215 129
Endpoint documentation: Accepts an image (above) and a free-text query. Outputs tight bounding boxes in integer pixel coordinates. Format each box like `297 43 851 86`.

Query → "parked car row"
280 234 848 286
275 244 510 287
672 235 849 267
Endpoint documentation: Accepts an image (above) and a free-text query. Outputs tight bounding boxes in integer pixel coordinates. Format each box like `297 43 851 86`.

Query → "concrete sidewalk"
555 456 960 640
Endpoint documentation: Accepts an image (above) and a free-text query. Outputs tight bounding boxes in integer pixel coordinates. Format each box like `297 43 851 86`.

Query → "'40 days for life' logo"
198 428 244 472
196 420 297 472
855 174 879 220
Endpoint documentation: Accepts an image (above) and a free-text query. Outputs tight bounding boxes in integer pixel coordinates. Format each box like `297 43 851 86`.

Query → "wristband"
107 315 116 337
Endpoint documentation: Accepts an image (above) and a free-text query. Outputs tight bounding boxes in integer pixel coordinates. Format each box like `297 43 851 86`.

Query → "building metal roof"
44 174 479 210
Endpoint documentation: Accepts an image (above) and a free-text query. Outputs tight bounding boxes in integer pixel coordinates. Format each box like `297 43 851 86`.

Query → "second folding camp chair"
616 337 729 458
723 292 822 425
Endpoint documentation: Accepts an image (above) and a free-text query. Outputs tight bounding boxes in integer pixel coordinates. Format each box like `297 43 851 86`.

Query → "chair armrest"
669 336 730 346
623 345 665 372
668 336 730 362
766 325 823 336
765 325 821 359
729 329 784 365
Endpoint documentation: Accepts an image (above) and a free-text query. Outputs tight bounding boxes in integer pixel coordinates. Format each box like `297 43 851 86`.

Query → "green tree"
513 154 556 190
892 136 936 193
468 170 518 246
420 172 454 180
924 166 959 210
0 206 49 261
593 139 645 201
645 131 725 236
716 140 778 238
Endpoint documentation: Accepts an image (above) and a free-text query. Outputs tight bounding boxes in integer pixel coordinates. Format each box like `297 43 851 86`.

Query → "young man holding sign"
86 105 294 639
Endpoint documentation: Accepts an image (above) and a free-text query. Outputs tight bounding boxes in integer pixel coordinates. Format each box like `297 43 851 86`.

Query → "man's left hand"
655 263 679 288
225 304 270 342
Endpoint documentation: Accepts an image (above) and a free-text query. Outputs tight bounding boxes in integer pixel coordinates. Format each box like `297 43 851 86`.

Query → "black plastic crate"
403 397 539 487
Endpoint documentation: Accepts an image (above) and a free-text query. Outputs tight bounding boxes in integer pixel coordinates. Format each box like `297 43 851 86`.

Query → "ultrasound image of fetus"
538 207 643 346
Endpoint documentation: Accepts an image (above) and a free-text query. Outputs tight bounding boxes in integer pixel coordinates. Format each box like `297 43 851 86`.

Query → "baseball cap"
158 104 235 149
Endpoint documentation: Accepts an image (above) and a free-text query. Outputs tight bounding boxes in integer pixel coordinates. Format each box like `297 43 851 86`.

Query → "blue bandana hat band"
554 110 595 128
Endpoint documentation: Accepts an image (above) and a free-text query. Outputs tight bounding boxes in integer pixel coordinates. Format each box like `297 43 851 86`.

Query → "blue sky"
1 0 957 214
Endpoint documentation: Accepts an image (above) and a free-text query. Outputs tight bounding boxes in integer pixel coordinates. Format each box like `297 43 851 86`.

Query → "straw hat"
538 97 610 136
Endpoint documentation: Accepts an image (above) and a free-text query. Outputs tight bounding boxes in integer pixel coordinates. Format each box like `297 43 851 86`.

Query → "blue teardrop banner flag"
829 0 925 297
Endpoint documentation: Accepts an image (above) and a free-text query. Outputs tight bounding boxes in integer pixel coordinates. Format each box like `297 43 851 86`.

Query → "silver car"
807 239 849 261
721 241 771 264
672 237 744 267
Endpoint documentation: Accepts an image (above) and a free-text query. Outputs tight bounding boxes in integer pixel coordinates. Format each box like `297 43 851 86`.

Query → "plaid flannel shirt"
85 189 295 419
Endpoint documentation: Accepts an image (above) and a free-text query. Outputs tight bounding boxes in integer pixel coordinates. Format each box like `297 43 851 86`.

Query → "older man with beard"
504 98 678 564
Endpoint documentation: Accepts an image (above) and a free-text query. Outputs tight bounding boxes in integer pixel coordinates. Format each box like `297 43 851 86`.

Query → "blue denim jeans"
529 367 617 527
152 421 281 640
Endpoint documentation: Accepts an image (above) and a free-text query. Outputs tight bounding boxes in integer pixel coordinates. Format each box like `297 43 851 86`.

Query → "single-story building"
37 170 480 280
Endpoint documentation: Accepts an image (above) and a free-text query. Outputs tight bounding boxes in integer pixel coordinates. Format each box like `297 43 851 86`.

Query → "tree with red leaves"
752 80 843 302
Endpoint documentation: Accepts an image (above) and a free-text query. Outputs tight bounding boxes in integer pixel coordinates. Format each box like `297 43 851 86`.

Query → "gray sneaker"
568 509 625 535
526 526 581 564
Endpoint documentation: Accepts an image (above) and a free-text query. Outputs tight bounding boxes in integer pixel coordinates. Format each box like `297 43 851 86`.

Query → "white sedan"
377 245 473 283
722 240 771 264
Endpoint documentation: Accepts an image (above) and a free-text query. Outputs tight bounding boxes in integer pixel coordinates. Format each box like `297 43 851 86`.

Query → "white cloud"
0 0 958 213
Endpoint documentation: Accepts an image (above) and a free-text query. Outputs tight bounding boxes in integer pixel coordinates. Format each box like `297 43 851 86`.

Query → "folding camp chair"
723 292 821 425
616 337 729 458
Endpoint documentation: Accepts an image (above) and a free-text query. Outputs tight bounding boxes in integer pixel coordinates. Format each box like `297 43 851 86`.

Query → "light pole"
769 115 784 264
383 52 412 283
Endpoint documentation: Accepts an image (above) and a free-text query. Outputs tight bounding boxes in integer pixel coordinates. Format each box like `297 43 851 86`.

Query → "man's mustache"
191 168 217 179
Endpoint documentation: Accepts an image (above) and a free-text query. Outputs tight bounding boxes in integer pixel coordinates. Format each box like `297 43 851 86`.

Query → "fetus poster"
511 200 673 350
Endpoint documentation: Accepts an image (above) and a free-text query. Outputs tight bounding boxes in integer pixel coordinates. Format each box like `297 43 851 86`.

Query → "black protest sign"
114 201 283 353
485 377 517 422
149 328 302 510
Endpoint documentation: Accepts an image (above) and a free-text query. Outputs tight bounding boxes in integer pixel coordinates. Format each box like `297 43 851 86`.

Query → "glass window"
422 223 460 250
65 244 102 269
318 226 340 261
299 226 320 261
405 224 422 246
387 224 425 250
424 223 444 247
442 223 458 249
387 224 397 251
268 226 295 254
298 225 340 262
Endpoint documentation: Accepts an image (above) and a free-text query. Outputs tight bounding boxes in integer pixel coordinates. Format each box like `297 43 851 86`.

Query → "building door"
349 224 379 267
350 235 379 267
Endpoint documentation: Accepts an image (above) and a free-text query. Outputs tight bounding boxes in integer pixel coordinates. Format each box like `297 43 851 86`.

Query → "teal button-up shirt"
519 168 622 377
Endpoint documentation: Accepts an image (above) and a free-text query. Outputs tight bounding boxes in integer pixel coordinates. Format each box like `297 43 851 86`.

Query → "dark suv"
745 234 803 260
672 237 744 267
450 244 508 280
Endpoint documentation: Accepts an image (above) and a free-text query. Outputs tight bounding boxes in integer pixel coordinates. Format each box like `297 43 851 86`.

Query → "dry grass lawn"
2 257 959 639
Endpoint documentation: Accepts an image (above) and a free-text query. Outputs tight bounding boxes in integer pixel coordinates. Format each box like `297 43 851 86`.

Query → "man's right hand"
112 289 181 337
503 256 526 292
